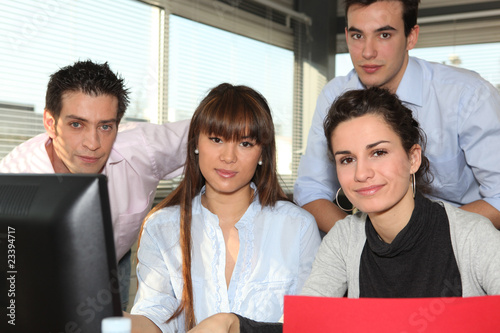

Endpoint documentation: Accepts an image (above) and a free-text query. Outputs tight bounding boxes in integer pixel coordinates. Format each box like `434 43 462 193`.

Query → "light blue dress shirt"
131 184 321 332
294 56 500 212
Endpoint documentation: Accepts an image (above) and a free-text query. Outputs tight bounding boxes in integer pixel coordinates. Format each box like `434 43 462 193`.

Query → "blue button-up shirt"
131 184 321 332
295 56 500 212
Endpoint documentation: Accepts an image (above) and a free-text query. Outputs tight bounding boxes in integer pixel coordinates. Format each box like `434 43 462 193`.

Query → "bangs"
196 92 273 144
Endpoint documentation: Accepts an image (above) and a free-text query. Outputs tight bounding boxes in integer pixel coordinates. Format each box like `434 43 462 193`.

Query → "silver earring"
411 173 416 198
194 148 199 155
336 187 354 212
258 160 262 165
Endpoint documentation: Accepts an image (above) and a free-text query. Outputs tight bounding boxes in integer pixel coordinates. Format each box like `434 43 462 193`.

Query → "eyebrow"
333 140 390 156
65 115 118 124
347 25 397 33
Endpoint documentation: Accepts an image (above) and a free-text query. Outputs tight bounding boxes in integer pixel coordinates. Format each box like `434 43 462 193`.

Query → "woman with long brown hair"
127 83 321 332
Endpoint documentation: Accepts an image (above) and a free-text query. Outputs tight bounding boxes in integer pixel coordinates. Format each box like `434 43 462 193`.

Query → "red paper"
284 295 500 332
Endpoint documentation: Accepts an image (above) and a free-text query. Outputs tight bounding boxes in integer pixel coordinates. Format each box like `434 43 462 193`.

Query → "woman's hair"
323 87 432 193
140 83 289 330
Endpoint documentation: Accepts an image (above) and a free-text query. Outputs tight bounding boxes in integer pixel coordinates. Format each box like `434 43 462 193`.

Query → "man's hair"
45 60 130 122
344 0 420 37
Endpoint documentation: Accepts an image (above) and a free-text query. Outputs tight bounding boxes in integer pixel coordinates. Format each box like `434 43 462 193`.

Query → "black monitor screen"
0 174 121 332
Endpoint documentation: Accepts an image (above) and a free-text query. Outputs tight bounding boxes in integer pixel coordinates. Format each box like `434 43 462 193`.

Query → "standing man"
294 0 500 231
0 60 190 310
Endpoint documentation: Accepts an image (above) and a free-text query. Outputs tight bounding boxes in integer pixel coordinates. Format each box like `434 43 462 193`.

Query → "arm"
294 85 344 233
461 212 500 295
296 211 322 292
302 199 347 233
123 312 162 333
138 119 190 180
461 200 500 229
300 217 354 298
188 313 282 333
130 212 182 332
457 79 500 229
188 313 240 333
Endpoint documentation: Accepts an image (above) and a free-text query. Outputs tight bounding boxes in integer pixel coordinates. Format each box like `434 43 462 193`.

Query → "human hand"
188 313 240 333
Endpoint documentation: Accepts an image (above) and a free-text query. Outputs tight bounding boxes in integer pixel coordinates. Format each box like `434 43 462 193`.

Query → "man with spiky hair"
0 60 189 310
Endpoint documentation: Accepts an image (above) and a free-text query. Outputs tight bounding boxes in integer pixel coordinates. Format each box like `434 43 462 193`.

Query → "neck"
202 185 254 227
368 188 414 243
384 53 409 94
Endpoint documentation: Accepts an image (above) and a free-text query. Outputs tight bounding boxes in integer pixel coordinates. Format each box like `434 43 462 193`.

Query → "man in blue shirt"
294 0 500 232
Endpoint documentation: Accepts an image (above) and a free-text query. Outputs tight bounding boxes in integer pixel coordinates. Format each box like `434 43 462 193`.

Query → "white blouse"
131 184 321 332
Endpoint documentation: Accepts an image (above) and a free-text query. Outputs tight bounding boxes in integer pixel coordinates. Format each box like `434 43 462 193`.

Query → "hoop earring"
411 173 416 198
336 187 354 212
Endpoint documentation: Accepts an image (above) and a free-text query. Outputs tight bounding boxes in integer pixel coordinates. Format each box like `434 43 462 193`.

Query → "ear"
409 144 422 174
43 109 57 139
406 25 419 51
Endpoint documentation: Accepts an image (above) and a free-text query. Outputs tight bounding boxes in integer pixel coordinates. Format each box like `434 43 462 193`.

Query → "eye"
101 124 113 131
70 122 81 128
380 32 391 39
339 156 354 165
209 137 222 144
351 33 362 40
240 141 255 148
373 149 387 157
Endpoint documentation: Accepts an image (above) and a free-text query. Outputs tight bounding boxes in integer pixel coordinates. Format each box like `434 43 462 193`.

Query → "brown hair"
323 87 432 193
139 83 289 329
344 0 420 37
45 60 129 124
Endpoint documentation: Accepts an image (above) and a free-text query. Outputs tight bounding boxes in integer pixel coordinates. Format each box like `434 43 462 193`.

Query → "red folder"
284 295 500 332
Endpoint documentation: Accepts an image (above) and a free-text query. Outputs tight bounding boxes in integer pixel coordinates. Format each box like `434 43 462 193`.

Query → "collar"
395 56 423 108
348 56 423 108
106 147 125 166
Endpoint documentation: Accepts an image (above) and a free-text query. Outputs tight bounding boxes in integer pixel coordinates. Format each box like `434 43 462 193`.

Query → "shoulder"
443 202 499 241
144 205 181 229
414 56 491 89
323 212 366 246
320 70 358 98
141 205 182 244
268 200 315 221
0 133 51 172
256 200 318 234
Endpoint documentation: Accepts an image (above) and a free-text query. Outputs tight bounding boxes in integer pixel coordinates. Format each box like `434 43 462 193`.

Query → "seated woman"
126 83 321 332
189 87 500 333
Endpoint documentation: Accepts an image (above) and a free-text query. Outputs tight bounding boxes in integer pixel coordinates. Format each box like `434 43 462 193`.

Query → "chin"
355 201 387 215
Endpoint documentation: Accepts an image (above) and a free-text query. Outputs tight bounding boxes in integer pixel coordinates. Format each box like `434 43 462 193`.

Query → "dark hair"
323 87 432 193
344 0 420 37
45 60 129 123
140 83 289 330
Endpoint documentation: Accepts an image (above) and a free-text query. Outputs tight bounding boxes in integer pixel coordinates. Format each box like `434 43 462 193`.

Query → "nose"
83 128 101 151
220 143 237 163
362 37 377 60
354 158 374 182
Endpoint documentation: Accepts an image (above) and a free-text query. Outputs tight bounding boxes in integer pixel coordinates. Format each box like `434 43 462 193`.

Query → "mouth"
78 155 101 164
360 64 382 74
355 185 383 196
216 169 237 178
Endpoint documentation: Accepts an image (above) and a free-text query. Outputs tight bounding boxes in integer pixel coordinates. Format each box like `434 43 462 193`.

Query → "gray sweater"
301 201 500 298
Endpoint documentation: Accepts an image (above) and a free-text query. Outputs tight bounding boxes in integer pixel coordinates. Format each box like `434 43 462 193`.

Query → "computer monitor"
0 174 122 332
